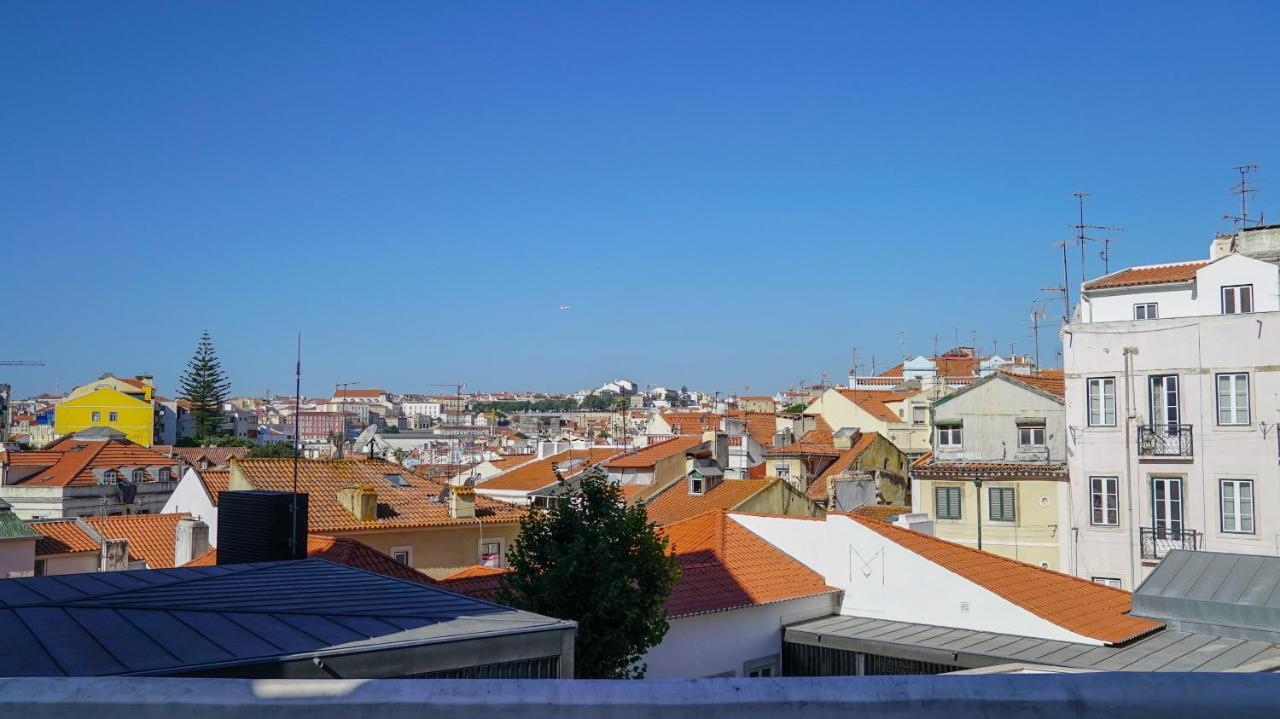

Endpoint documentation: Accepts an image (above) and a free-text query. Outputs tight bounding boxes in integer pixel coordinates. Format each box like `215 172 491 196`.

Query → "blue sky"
3 2 1278 398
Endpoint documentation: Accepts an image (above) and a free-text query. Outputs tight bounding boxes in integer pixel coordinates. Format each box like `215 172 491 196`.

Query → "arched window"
132 469 146 483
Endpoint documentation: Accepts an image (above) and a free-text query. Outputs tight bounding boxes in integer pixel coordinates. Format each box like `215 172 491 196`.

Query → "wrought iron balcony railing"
1137 424 1193 457
1140 526 1201 560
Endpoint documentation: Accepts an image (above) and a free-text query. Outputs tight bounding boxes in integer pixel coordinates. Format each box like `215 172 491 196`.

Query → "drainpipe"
974 473 983 551
1123 346 1139 585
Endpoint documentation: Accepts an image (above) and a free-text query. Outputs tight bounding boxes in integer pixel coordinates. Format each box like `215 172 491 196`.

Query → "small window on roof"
384 473 410 487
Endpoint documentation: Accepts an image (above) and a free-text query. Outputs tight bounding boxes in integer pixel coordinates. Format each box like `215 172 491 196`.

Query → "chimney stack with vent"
338 486 378 522
174 516 210 565
449 485 476 520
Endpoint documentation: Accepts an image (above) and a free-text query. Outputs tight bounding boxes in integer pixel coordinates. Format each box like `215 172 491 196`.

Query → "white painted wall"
0 538 35 578
161 468 219 546
731 513 1104 645
1082 254 1279 323
643 594 838 678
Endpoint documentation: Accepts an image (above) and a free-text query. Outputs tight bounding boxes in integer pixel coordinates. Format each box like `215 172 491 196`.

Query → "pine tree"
179 330 231 441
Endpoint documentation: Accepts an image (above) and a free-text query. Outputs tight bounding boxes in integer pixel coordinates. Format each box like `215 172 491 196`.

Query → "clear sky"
3 2 1279 399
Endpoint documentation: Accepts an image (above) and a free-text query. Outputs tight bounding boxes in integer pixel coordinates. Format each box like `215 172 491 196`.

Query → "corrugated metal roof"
0 559 571 677
785 614 1280 673
1132 550 1280 643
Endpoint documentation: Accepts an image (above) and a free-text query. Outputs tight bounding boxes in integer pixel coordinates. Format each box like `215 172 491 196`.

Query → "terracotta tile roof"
232 458 527 532
912 461 1068 479
849 504 913 522
197 469 230 506
186 535 439 586
877 354 984 379
29 519 99 556
850 515 1162 644
660 412 719 435
478 448 621 492
1000 369 1065 398
488 454 535 470
912 452 933 468
1083 261 1209 290
604 435 704 470
645 478 775 526
169 446 249 469
5 439 178 488
807 432 883 500
662 511 839 618
766 427 843 458
85 513 189 568
725 411 778 447
833 389 909 424
333 388 386 398
434 565 509 602
619 484 648 503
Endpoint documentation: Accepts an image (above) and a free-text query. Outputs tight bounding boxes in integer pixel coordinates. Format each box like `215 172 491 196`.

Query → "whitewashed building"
1064 226 1280 589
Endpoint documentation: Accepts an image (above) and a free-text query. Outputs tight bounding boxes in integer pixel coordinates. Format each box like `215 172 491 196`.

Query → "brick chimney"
449 485 476 520
338 486 378 522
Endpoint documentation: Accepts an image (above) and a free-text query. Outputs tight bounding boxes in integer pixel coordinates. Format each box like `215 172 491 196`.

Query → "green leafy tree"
178 331 231 440
500 468 679 678
783 403 807 413
208 435 255 448
247 443 298 458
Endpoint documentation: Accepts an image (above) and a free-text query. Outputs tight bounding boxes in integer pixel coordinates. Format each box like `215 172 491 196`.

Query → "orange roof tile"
850 515 1162 643
197 469 230 506
84 513 189 568
661 511 839 618
479 448 621 492
169 446 249 469
912 460 1068 479
435 565 509 602
186 534 439 586
334 388 386 398
488 454 535 470
1083 261 1209 290
849 504 913 522
1001 368 1065 398
233 458 527 532
833 389 910 424
604 435 704 470
659 412 719 435
6 439 178 487
29 519 99 556
645 478 775 526
725 411 778 447
807 432 884 500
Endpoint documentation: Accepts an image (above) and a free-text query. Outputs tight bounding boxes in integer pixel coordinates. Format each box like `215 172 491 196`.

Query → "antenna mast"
1224 163 1261 228
1071 193 1124 285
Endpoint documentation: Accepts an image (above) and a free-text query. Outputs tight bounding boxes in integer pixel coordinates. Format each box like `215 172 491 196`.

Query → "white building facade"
1064 230 1280 589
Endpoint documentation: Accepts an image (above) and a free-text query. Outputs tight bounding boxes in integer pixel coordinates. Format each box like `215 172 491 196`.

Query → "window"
480 540 503 567
34 560 46 577
775 464 790 480
1216 373 1250 425
1090 476 1119 526
1222 285 1254 314
743 656 778 678
390 547 412 566
157 468 170 482
1018 426 1046 447
1152 477 1184 533
91 411 102 423
1221 479 1255 534
688 475 705 495
989 487 1016 522
911 405 927 426
1133 303 1158 320
934 486 962 520
102 470 119 484
1087 378 1116 426
1149 375 1180 429
1092 577 1122 589
936 425 962 447
108 411 119 422
131 469 145 483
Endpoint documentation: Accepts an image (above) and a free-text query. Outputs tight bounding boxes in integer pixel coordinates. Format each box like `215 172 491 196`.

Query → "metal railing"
1137 424 1193 457
1140 526 1201 560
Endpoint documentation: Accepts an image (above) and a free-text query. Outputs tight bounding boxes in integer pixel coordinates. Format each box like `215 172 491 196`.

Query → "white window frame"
1216 373 1250 426
91 411 102 423
911 405 927 426
935 486 962 520
1220 479 1255 534
1087 378 1116 427
131 469 145 483
1018 426 1046 447
1090 476 1119 527
1092 577 1122 589
1221 284 1254 315
689 475 705 495
937 425 962 447
988 486 1016 522
479 538 503 567
390 546 413 566
743 655 779 678
1133 303 1158 320
775 464 790 480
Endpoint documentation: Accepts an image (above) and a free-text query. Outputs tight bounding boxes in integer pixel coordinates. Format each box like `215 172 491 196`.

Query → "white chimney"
175 517 211 565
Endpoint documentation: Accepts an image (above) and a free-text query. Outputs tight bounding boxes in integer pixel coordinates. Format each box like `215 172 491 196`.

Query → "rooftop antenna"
898 330 908 360
1224 163 1261 228
849 347 860 378
933 333 939 360
969 329 977 351
291 333 301 558
1042 239 1071 323
1099 236 1118 275
1030 304 1047 369
1071 193 1124 284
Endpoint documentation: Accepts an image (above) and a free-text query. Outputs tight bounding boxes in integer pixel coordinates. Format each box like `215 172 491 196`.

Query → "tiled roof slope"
662 511 839 618
198 469 230 506
1083 261 1209 290
660 412 719 435
849 515 1162 644
0 509 40 542
435 565 509 602
169 446 249 469
604 435 703 469
488 454 535 470
849 504 913 523
833 389 909 423
479 448 620 492
1001 369 1066 398
85 513 189 568
232 458 526 532
807 433 882 500
726 411 779 447
29 519 99 556
185 535 438 586
644 478 774 526
6 439 178 487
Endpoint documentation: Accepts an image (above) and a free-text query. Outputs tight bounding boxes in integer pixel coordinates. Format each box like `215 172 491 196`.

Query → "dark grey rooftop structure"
1131 550 1280 643
784 614 1280 675
0 559 574 678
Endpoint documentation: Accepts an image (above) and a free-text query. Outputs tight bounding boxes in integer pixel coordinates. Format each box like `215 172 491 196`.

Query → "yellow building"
55 375 156 447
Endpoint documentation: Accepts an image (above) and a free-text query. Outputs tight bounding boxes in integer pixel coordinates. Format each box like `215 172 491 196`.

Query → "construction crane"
0 361 44 367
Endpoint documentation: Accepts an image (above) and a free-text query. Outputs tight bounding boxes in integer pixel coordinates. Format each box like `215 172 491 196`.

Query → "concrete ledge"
2 674 1279 718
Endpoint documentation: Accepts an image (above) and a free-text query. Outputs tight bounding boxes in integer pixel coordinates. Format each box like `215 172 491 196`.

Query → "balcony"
1140 526 1202 560
1137 424 1193 458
